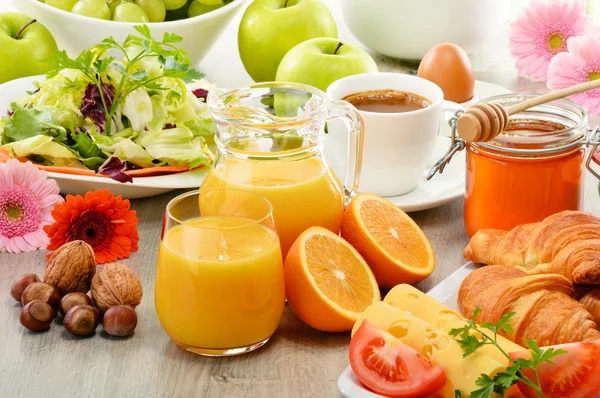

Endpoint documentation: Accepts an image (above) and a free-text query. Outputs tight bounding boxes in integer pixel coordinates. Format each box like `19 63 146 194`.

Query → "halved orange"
284 226 381 332
341 193 435 288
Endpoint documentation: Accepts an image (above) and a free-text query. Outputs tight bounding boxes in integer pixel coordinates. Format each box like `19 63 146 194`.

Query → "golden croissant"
458 265 600 346
581 288 600 325
464 210 600 284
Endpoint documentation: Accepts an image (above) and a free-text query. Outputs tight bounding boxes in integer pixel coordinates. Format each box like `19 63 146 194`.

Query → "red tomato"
509 340 600 398
349 321 447 398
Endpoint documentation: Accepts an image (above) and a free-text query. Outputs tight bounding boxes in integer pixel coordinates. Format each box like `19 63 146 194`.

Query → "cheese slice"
383 284 523 364
353 302 504 396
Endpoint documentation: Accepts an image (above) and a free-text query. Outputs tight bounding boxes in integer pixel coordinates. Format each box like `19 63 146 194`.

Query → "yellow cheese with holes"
383 284 524 364
353 302 504 396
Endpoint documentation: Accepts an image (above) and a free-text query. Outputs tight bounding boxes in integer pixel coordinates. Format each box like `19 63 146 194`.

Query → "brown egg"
417 43 475 103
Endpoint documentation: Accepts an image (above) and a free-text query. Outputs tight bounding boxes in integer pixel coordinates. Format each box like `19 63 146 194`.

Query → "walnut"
44 240 96 296
91 263 142 313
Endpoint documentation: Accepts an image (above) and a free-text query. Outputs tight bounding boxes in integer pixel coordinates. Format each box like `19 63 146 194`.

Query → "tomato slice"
349 321 447 398
509 340 600 398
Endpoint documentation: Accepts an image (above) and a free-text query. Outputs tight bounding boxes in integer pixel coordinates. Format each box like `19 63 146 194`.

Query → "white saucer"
361 80 511 212
337 261 600 397
384 135 465 212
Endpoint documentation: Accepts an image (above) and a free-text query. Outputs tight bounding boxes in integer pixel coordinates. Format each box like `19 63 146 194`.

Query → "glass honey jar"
429 94 600 237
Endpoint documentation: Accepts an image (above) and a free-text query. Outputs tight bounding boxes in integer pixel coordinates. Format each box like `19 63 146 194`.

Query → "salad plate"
0 71 214 200
0 30 218 199
0 76 210 199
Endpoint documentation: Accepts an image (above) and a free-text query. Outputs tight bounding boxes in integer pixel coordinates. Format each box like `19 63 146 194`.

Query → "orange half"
341 193 436 288
284 226 380 332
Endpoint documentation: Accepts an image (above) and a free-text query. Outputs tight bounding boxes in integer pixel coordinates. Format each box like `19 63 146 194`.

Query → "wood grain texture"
2 1 600 397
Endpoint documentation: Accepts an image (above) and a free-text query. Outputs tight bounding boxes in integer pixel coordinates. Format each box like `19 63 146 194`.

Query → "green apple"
276 38 378 92
238 0 337 82
0 13 59 84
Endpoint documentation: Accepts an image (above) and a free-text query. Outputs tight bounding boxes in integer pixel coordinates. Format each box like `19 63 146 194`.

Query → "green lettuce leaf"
80 157 106 170
112 139 155 168
68 130 104 159
3 135 79 162
139 127 211 168
20 70 88 129
2 105 67 144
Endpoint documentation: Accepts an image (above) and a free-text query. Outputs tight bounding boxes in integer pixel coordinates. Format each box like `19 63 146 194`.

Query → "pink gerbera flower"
0 160 63 253
509 0 591 81
548 32 600 115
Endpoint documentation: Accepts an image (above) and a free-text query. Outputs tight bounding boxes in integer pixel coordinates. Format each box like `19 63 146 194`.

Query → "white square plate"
337 262 599 398
337 262 477 398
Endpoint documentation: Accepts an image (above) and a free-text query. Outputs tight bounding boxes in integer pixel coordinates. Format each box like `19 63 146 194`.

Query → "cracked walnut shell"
91 263 142 313
44 240 96 296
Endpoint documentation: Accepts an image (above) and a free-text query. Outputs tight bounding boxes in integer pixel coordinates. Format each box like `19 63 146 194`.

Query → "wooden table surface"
2 1 600 397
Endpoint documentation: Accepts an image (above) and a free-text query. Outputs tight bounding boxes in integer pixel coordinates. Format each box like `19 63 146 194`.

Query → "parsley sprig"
449 308 566 398
45 25 204 136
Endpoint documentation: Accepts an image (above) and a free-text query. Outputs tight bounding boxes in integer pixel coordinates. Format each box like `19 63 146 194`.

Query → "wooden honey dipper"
457 78 600 142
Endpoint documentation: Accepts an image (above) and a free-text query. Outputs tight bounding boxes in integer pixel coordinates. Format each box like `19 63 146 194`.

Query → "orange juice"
155 216 285 350
201 156 345 256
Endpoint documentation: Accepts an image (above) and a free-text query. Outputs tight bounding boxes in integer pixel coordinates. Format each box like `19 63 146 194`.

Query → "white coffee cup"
326 72 460 197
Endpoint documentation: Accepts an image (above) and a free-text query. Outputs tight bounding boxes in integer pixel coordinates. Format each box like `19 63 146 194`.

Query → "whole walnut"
91 263 142 313
44 240 96 296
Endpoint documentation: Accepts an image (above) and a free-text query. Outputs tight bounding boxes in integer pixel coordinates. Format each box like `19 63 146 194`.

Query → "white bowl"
341 0 509 61
11 0 247 66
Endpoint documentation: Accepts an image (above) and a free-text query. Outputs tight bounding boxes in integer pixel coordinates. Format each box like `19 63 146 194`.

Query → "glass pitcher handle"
327 100 364 204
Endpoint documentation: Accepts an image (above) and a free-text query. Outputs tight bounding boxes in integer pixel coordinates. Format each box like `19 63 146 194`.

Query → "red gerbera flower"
44 189 139 264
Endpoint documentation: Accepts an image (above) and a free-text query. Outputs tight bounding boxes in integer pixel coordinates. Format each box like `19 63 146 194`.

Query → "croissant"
464 210 600 284
580 288 600 326
458 265 600 346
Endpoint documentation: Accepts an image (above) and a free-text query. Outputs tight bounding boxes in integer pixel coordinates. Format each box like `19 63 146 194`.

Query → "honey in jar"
464 95 590 237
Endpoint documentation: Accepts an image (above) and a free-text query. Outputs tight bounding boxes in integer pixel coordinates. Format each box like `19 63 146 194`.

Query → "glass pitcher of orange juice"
202 82 364 257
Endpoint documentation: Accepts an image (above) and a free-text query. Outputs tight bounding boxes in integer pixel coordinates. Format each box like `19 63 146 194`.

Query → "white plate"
0 75 208 199
338 262 600 397
330 80 511 213
337 262 478 398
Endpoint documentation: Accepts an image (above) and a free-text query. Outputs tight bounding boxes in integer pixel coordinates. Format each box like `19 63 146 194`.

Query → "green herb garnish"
46 25 204 136
449 308 567 398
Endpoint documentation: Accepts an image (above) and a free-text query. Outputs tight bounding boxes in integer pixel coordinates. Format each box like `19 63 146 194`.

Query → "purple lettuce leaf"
163 123 177 129
192 88 208 102
81 82 115 132
98 156 140 183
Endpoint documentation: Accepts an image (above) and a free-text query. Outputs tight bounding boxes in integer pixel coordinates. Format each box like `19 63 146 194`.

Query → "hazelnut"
63 305 99 336
44 240 96 296
91 263 142 313
103 305 137 337
59 292 93 317
10 274 40 302
20 301 54 331
21 282 61 312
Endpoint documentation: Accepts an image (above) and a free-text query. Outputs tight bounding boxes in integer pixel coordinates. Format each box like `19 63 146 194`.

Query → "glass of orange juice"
155 189 285 356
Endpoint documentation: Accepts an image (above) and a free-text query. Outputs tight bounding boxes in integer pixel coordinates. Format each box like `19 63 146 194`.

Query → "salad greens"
450 309 567 398
0 25 215 182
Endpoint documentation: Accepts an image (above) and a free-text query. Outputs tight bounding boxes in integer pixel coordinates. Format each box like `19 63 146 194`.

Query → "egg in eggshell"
417 43 475 103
